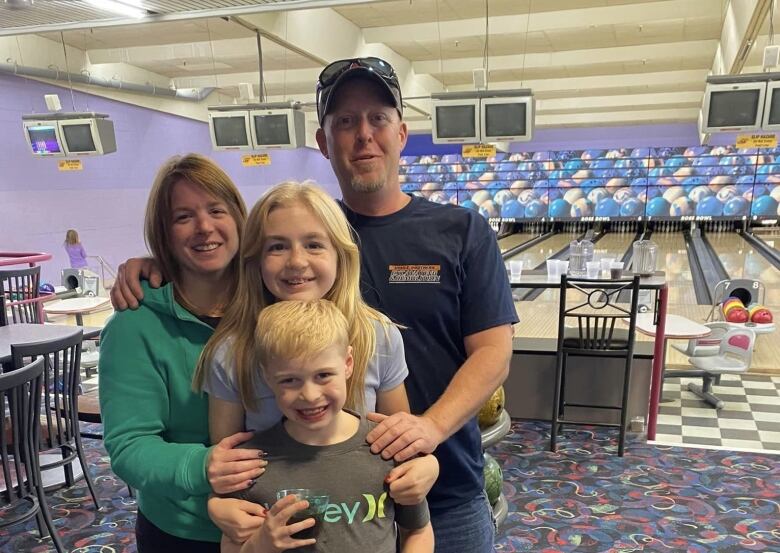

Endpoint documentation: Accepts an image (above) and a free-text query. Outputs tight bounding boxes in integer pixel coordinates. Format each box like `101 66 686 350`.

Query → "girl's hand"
208 496 266 543
242 494 316 553
207 431 267 494
385 454 439 505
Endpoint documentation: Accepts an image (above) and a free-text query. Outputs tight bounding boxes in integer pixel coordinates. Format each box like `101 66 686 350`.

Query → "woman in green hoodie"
99 153 252 552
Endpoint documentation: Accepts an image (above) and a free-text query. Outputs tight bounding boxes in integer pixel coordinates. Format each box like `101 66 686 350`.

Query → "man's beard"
349 174 385 193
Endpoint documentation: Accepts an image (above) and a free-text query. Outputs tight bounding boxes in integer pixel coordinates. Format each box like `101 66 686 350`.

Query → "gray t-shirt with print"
231 412 429 553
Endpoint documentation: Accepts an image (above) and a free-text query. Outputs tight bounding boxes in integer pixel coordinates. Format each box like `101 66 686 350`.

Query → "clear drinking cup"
610 261 625 279
546 259 558 280
586 261 600 279
509 260 523 281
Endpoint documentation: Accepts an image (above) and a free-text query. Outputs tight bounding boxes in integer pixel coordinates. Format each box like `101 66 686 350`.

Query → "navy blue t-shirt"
341 195 518 510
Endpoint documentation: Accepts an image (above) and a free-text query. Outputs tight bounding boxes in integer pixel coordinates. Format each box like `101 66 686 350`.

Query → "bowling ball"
401 183 417 193
570 198 592 217
428 191 449 205
725 308 749 323
511 180 532 195
479 200 498 218
640 187 662 203
770 185 780 202
541 188 563 205
501 200 525 218
696 196 723 217
465 181 483 191
647 197 671 217
38 282 55 294
649 167 672 178
478 172 496 182
752 308 773 324
595 197 620 217
483 453 503 506
590 158 615 170
478 387 505 428
587 187 610 205
630 147 651 159
613 187 635 204
526 199 546 218
471 190 492 205
549 198 572 218
565 159 586 172
605 178 628 193
620 197 643 217
563 188 585 204
630 177 648 188
664 155 688 169
518 189 538 205
752 195 779 217
580 178 602 190
689 185 714 203
460 200 478 211
662 186 686 203
723 196 749 217
716 185 738 203
558 179 577 189
670 197 693 217
493 190 515 206
421 182 440 197
582 149 606 160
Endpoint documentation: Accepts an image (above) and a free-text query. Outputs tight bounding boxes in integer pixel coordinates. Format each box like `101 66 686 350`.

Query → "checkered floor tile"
651 373 780 452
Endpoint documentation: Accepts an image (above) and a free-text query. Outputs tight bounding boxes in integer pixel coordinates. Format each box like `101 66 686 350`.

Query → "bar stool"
11 330 101 509
0 355 65 552
551 275 641 456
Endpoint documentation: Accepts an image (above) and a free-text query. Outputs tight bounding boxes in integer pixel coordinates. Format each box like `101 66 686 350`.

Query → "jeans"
136 511 220 553
429 491 496 553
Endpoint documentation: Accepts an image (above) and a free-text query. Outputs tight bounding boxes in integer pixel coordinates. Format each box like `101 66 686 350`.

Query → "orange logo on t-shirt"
388 265 441 284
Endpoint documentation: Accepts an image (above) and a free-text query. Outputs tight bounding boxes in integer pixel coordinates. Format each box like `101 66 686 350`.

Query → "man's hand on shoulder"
110 257 163 310
366 412 444 462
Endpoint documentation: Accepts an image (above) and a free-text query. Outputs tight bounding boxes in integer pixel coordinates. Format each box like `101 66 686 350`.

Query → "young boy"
219 299 434 553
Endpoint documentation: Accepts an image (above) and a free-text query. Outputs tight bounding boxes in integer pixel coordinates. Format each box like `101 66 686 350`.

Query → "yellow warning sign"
461 144 497 158
241 154 271 167
58 159 83 171
736 133 777 148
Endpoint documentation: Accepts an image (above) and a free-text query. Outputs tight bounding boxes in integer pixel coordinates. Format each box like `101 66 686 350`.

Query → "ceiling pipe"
0 60 215 101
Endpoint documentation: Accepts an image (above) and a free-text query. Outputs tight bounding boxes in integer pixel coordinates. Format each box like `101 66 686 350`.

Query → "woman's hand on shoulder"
385 454 439 505
208 496 266 544
207 431 267 494
110 257 164 310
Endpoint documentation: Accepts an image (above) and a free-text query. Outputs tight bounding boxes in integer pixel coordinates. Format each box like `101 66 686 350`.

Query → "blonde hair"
144 153 247 296
65 229 79 245
256 300 349 370
194 181 391 413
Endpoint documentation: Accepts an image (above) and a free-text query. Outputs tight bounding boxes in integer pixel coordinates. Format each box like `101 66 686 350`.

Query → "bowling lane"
649 231 698 305
498 233 534 254
505 230 579 269
707 231 780 306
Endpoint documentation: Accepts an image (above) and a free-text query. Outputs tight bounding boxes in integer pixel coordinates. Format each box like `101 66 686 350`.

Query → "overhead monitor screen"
27 126 62 155
254 114 290 145
435 105 476 139
62 123 96 152
213 116 249 147
484 102 527 137
707 90 760 128
767 88 780 126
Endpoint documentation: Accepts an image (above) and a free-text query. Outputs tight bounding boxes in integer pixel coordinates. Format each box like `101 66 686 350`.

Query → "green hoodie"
99 282 219 543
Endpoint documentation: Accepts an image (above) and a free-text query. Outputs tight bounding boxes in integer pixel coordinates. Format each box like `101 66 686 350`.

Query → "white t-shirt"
204 319 409 432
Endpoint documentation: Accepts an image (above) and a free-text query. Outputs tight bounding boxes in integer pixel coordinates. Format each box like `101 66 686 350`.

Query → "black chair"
551 275 641 456
11 331 101 509
0 355 65 552
0 266 42 325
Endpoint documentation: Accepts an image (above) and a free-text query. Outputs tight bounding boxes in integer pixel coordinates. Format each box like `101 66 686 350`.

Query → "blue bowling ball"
664 155 688 169
525 199 546 218
595 197 620 217
751 195 779 216
737 175 755 186
630 177 648 187
401 183 418 193
460 200 478 211
693 156 719 167
590 159 615 170
630 147 651 159
581 178 602 190
549 198 571 218
501 200 525 218
620 197 643 217
583 149 606 160
649 167 672 178
723 196 749 216
696 196 723 217
444 182 459 193
565 159 586 172
541 188 563 204
647 197 671 217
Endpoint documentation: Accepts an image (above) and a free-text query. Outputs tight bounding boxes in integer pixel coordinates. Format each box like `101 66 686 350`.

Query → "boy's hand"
208 496 266 543
386 454 439 505
242 494 316 553
366 412 443 462
207 431 267 494
110 257 163 310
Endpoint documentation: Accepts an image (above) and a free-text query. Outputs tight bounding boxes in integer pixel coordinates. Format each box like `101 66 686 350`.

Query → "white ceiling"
2 0 779 131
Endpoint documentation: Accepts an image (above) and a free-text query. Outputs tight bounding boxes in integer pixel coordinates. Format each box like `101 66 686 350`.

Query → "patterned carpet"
1 420 778 552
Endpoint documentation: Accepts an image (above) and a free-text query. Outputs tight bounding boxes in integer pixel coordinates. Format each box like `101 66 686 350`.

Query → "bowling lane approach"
707 231 780 306
499 233 534 254
649 230 698 305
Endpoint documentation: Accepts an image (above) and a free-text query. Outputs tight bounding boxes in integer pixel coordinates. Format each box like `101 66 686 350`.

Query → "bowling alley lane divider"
501 229 556 261
683 228 730 305
739 230 780 272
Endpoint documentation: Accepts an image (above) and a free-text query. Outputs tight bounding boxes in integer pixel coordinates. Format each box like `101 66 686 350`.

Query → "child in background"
220 299 433 553
64 229 88 268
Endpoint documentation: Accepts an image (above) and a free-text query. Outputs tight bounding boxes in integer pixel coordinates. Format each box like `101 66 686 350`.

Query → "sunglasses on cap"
316 57 402 125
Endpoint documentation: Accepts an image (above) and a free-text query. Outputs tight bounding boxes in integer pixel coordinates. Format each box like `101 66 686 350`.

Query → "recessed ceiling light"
84 0 146 19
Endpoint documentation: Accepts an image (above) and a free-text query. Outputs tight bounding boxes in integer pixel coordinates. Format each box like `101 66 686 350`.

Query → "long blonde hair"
65 229 80 245
194 181 391 413
144 153 247 297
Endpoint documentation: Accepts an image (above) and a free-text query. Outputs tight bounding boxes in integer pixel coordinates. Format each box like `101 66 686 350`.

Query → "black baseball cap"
316 57 403 126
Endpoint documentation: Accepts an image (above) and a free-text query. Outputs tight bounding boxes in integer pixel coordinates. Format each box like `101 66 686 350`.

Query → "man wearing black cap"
315 57 517 552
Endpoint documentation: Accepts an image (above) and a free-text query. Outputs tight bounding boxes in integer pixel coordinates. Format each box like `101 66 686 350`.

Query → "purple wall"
0 73 335 283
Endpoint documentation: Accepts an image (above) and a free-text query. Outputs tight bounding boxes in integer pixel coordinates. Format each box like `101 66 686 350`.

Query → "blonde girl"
192 181 438 544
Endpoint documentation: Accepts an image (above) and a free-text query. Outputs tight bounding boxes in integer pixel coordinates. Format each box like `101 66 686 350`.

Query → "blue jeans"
429 491 496 553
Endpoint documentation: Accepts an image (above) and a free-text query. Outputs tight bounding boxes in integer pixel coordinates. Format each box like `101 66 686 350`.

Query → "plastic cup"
600 257 615 274
546 259 558 280
610 261 625 279
509 260 523 281
586 261 600 279
276 489 330 541
557 260 569 276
